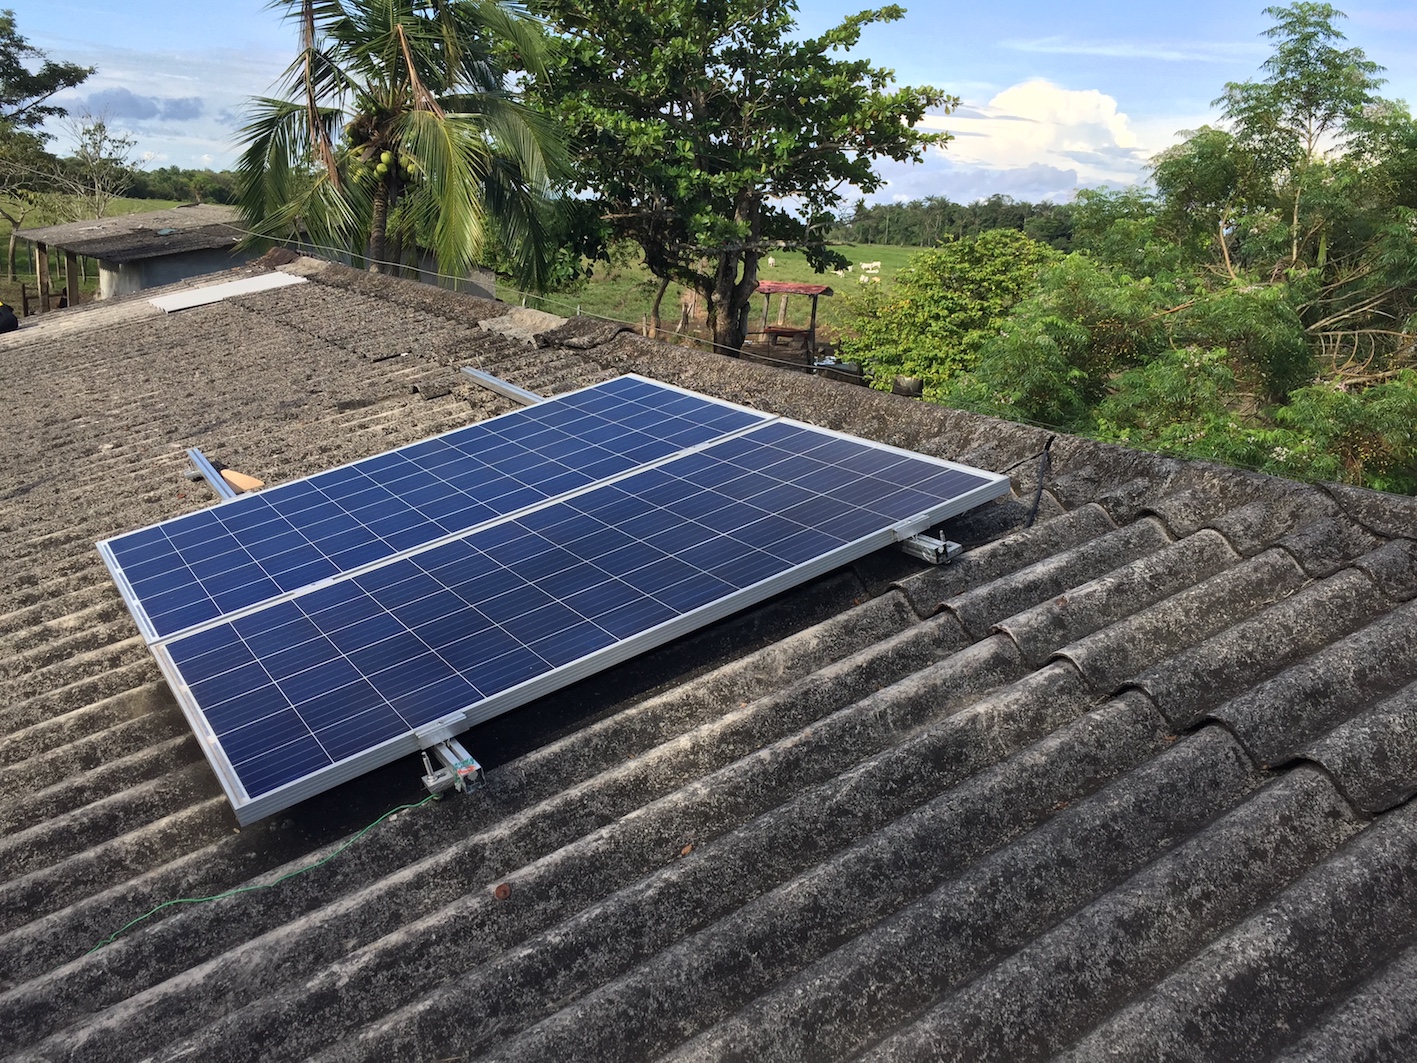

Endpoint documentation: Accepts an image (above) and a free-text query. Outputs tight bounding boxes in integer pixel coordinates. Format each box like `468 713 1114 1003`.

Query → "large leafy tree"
0 10 93 276
1198 4 1417 374
1151 127 1268 277
832 3 1417 493
0 9 91 133
1215 2 1384 269
531 1 952 353
237 0 564 288
840 229 1061 395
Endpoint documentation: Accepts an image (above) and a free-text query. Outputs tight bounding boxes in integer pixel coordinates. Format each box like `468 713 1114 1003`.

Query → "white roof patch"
149 272 308 313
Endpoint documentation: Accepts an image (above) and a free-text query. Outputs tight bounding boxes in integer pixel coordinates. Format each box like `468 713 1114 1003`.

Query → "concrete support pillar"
64 251 79 308
35 242 50 313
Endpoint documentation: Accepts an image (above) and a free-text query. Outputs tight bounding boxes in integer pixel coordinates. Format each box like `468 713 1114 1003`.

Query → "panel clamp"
898 532 962 566
421 738 484 795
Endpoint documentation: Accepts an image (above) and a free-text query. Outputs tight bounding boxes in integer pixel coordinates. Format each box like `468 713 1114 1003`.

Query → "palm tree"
236 0 563 289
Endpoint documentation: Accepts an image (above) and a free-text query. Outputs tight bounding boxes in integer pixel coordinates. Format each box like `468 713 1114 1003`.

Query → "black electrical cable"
1024 435 1056 528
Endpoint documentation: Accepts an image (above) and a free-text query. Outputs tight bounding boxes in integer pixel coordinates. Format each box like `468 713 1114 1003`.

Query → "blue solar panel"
101 375 1010 823
102 376 769 640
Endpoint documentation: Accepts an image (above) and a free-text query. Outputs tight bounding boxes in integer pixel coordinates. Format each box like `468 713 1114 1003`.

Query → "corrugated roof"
2 255 1416 1062
16 205 242 262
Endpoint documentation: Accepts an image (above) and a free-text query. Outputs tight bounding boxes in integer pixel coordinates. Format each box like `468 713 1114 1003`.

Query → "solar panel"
100 376 1010 823
102 376 768 641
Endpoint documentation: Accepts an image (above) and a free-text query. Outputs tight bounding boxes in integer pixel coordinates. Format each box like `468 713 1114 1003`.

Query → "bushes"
838 227 1414 492
839 229 1059 395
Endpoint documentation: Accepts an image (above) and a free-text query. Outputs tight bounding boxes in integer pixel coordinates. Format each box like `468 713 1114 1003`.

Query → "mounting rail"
460 368 544 406
184 447 238 501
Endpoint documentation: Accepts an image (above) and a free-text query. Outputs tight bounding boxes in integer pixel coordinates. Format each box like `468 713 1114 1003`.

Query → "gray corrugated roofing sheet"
2 255 1417 1062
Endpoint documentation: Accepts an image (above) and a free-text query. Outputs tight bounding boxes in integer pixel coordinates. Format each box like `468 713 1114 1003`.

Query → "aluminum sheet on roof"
99 375 1011 824
148 272 308 313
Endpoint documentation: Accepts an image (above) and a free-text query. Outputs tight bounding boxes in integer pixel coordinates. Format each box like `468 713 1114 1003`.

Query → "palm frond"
240 0 566 286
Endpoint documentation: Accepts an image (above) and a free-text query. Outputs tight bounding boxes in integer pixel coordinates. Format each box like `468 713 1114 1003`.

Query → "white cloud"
873 156 1082 205
921 79 1151 186
1002 36 1262 63
40 42 287 168
852 78 1233 205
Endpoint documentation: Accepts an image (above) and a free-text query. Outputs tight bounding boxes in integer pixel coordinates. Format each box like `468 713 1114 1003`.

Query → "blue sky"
17 0 1417 203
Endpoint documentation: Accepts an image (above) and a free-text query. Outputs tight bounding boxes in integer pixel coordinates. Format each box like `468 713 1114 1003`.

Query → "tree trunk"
369 181 389 272
710 255 741 355
35 242 50 313
385 176 406 276
709 255 762 354
1218 216 1236 281
0 205 26 282
710 195 764 355
388 229 404 278
650 275 670 339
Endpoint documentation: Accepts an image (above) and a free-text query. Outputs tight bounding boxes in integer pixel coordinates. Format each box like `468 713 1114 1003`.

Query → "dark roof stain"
2 255 1417 1062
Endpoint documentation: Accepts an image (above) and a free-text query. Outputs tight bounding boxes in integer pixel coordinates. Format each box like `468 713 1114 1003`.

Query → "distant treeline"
833 194 1073 250
127 167 240 205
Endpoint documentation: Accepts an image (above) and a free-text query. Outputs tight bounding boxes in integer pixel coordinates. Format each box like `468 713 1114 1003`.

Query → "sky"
15 0 1417 204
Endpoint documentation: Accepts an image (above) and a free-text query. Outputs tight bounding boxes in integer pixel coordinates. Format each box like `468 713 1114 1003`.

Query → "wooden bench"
763 324 810 346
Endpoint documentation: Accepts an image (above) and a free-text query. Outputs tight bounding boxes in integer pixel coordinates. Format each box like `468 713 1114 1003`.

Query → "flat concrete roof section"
18 203 242 263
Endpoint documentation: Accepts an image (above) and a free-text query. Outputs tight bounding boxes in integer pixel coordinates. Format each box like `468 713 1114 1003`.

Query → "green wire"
87 793 438 955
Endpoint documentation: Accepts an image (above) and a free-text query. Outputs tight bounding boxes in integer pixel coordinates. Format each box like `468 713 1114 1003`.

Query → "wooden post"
64 251 79 308
776 295 789 325
807 295 820 358
35 242 50 313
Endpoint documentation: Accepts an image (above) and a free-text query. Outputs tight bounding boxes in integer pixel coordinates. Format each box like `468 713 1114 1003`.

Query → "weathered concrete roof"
3 254 1417 1062
16 204 241 263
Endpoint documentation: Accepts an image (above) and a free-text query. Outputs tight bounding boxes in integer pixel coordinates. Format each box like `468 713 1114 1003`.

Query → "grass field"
518 242 922 345
1 197 181 312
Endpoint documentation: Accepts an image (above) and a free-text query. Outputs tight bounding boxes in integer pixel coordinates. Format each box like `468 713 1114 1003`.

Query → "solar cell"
104 376 1010 823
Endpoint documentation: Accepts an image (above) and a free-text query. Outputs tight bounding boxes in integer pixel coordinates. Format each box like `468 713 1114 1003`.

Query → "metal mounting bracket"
459 367 544 406
185 447 239 500
898 532 962 566
420 737 484 795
